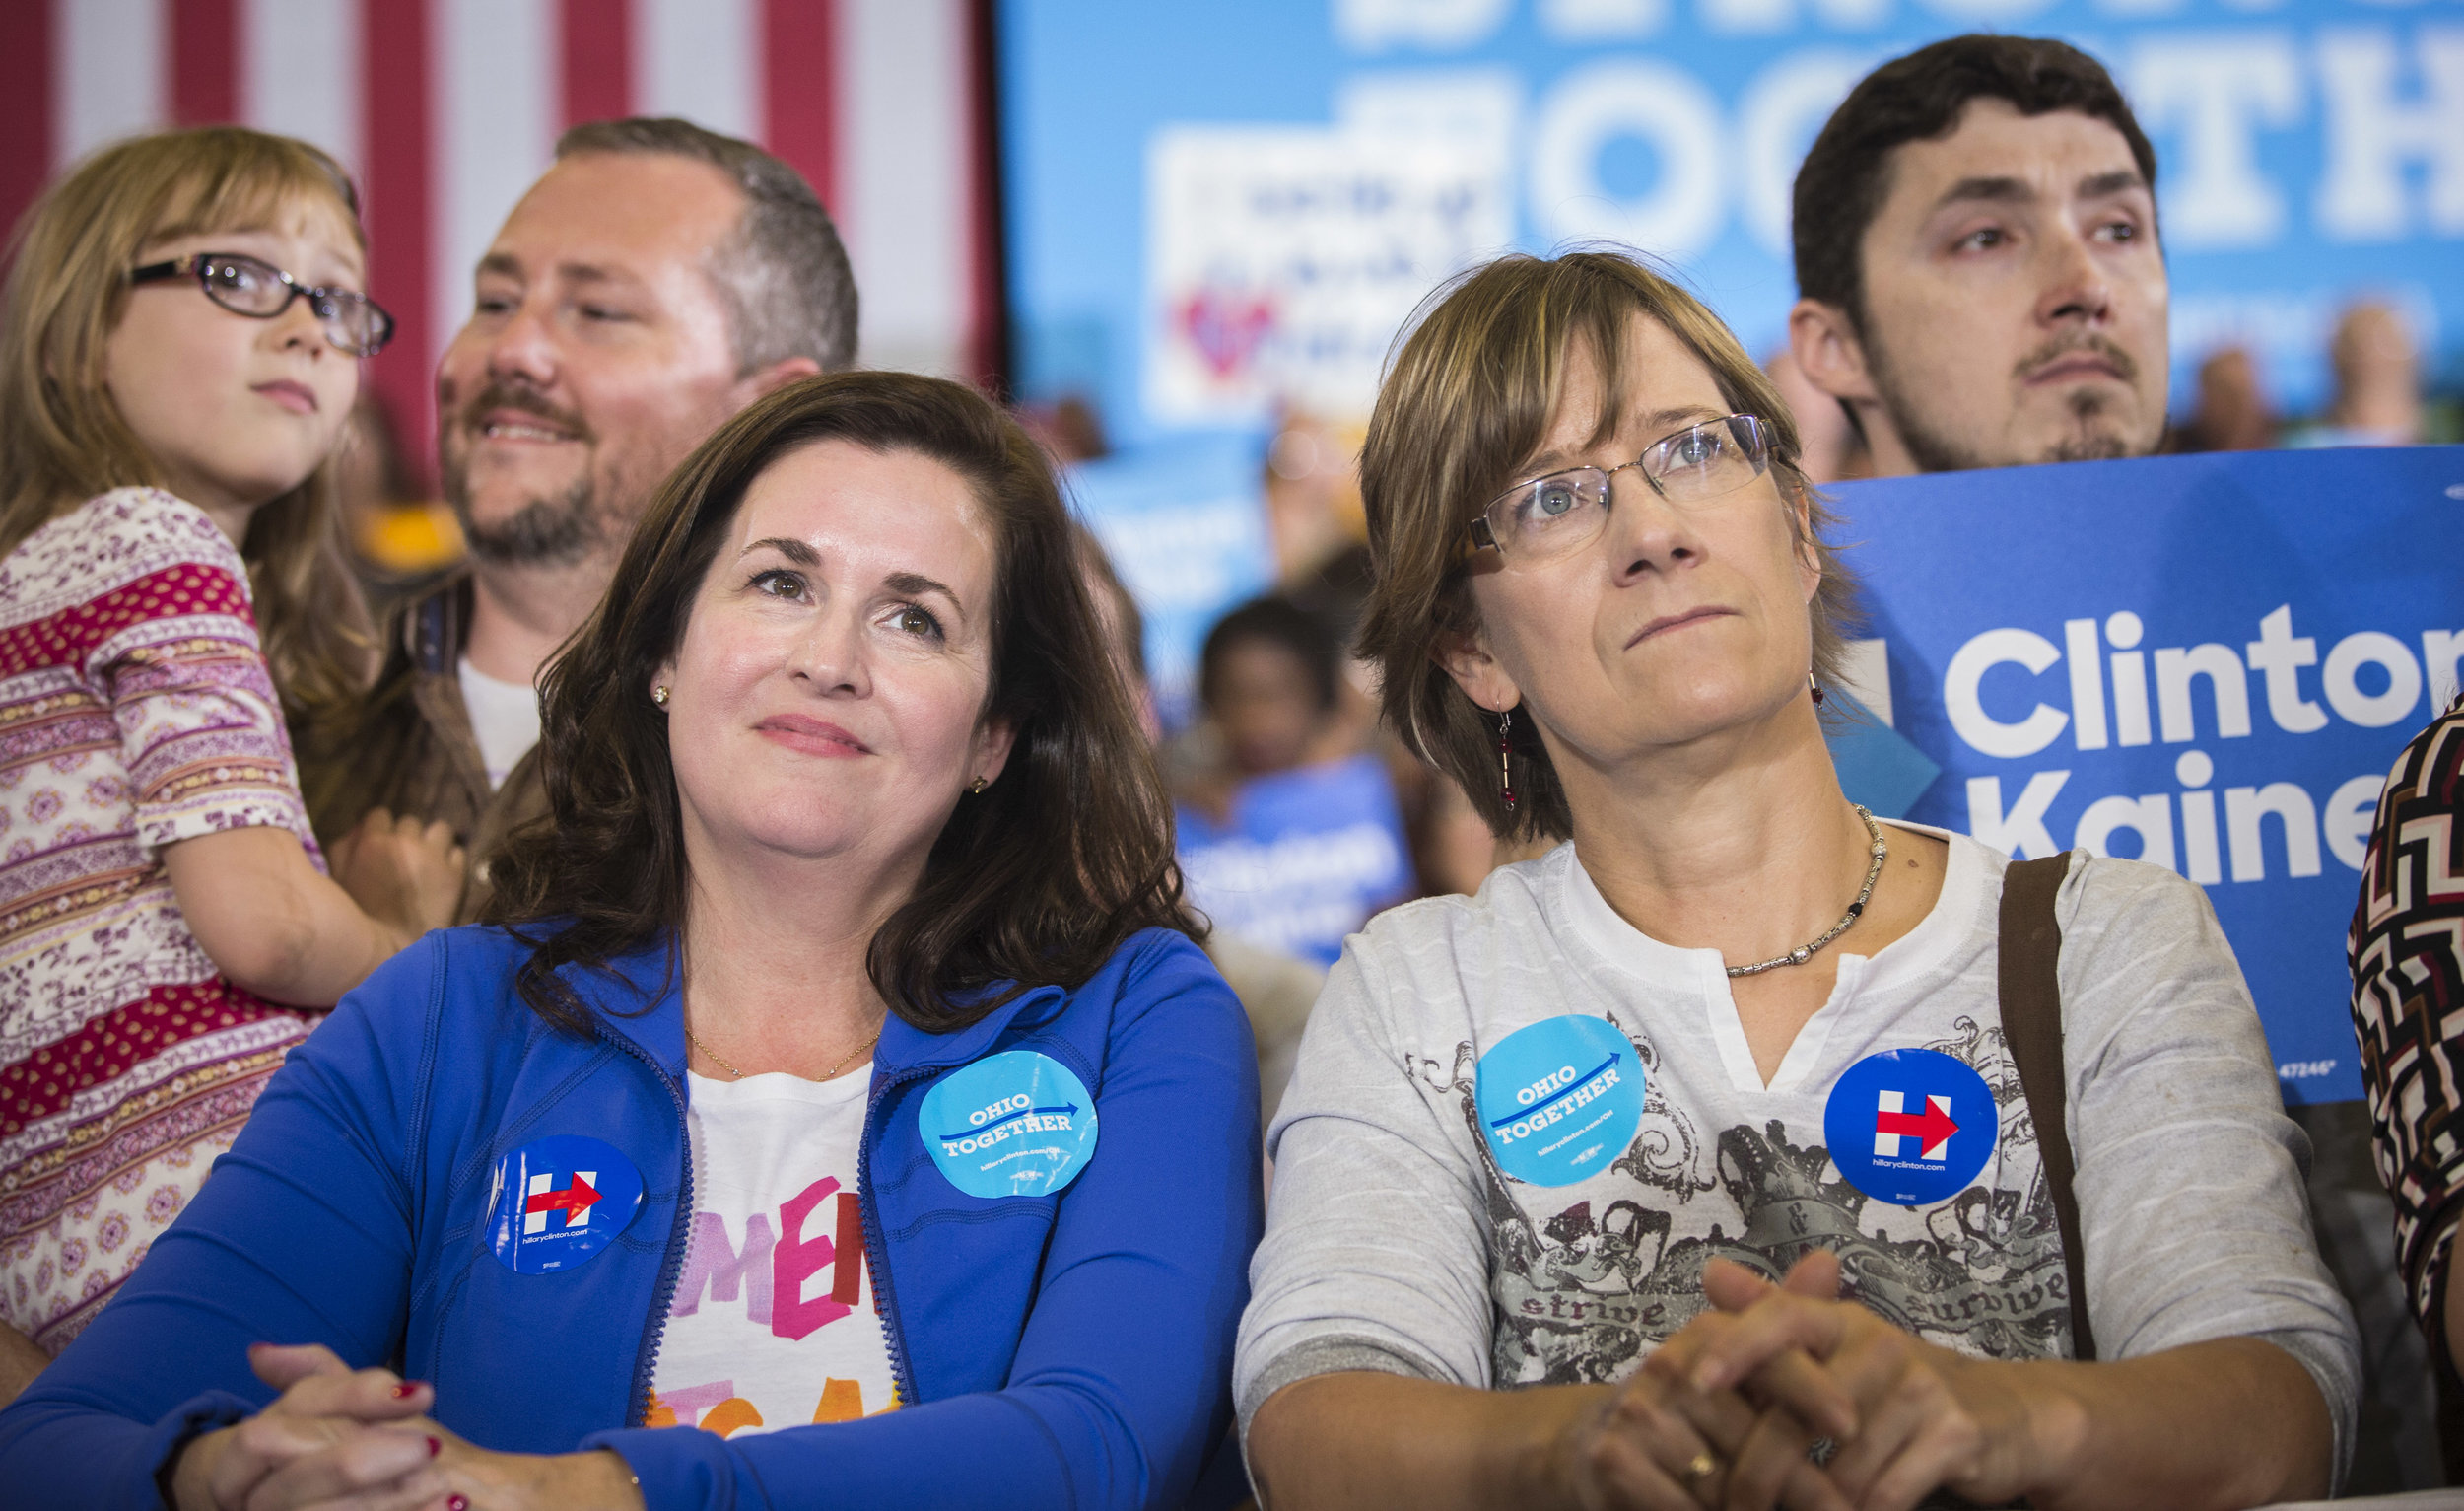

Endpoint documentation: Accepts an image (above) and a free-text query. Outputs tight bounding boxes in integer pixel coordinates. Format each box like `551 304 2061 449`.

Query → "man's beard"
1866 329 2150 473
441 382 608 569
453 478 601 567
1872 368 1991 474
2042 398 2134 463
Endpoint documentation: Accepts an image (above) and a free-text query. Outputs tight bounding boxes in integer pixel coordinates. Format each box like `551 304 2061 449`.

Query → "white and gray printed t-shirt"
1235 826 2360 1473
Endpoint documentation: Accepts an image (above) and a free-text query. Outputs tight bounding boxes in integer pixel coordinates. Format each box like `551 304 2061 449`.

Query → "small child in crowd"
0 127 463 1384
1175 595 1409 972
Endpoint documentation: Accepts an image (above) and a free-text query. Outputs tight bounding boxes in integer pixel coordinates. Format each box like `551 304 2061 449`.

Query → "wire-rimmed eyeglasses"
127 251 396 358
1465 413 1775 566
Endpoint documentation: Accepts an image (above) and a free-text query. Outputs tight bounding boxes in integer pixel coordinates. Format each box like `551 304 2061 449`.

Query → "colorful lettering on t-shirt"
671 1181 870 1339
647 1377 898 1435
652 1069 899 1436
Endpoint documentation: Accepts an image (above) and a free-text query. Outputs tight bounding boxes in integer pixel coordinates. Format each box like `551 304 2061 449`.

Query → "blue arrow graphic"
1489 1055 1619 1129
942 1103 1080 1141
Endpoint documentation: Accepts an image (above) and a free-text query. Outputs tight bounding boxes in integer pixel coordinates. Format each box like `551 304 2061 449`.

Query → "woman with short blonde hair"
1238 250 2356 1511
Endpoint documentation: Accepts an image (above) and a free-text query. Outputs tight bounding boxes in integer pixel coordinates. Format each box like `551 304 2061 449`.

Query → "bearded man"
298 118 856 914
1786 35 2169 473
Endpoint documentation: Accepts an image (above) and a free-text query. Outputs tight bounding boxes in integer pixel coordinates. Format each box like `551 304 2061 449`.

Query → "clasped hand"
1554 1249 2043 1511
169 1343 639 1511
329 807 467 940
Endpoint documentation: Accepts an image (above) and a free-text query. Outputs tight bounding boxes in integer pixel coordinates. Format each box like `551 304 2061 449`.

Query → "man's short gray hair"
556 116 857 375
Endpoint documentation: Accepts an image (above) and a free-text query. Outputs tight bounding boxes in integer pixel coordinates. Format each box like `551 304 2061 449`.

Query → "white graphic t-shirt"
1236 829 2360 1468
650 1068 899 1436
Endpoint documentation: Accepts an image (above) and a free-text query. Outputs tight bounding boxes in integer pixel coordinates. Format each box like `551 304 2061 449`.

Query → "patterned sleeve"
2349 693 2464 1371
88 539 318 864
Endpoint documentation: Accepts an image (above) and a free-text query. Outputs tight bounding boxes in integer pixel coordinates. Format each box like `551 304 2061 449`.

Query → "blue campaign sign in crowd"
1831 444 2464 1106
1066 435 1277 730
1177 752 1414 968
1000 0 2462 746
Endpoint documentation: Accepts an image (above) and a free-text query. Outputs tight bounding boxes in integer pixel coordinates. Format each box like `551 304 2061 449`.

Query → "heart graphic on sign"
1177 288 1275 379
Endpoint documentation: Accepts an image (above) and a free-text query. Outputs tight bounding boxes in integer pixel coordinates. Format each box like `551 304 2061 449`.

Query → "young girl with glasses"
0 127 465 1390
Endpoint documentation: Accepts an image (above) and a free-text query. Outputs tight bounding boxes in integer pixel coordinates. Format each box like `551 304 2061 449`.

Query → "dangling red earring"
1809 671 1825 707
1498 708 1517 812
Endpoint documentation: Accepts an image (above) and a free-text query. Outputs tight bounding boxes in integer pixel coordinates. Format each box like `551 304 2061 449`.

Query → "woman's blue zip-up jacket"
0 922 1264 1510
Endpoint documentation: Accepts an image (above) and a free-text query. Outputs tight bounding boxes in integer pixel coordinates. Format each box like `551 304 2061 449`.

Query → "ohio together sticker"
921 1050 1099 1200
1822 1049 1998 1206
485 1134 646 1275
1474 1016 1645 1187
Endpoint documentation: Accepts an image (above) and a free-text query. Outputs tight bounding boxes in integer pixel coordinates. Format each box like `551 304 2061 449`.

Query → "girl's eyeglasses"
127 251 395 358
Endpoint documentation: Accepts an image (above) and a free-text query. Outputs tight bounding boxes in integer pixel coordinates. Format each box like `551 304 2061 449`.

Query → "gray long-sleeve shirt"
1236 828 2360 1483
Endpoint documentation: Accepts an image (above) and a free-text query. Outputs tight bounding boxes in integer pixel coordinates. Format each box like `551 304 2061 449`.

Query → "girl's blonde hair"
0 125 375 721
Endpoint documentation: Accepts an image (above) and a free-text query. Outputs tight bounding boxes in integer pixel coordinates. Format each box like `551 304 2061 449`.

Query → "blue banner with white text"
1000 0 2464 449
1833 445 2464 1106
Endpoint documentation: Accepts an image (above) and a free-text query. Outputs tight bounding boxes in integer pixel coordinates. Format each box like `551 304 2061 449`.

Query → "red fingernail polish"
392 1381 423 1399
427 1436 442 1458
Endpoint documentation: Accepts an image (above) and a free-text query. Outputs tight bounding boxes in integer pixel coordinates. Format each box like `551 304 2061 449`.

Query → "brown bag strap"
1997 850 2096 1362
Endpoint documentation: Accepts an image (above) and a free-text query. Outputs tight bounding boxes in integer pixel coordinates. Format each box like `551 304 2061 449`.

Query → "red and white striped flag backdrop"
0 0 1002 493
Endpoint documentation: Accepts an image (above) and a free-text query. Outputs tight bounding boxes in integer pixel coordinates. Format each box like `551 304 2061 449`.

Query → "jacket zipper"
858 1065 935 1410
609 1032 696 1428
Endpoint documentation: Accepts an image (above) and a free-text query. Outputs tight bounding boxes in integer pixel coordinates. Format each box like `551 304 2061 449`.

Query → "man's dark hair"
1792 35 2158 334
1199 595 1341 716
557 116 858 374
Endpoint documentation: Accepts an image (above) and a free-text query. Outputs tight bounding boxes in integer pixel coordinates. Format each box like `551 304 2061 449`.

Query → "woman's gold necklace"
1724 805 1888 979
685 1017 882 1082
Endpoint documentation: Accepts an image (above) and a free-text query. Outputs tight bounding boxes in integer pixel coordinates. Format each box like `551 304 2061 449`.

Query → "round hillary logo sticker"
1822 1049 1998 1207
1474 1015 1645 1187
486 1134 646 1275
921 1050 1099 1200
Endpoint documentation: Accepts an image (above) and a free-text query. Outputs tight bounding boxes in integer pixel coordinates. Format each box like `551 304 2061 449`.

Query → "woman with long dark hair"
0 371 1260 1510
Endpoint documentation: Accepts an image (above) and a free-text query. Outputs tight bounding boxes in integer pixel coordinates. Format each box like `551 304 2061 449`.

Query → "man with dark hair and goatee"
299 118 856 913
1786 34 2169 473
